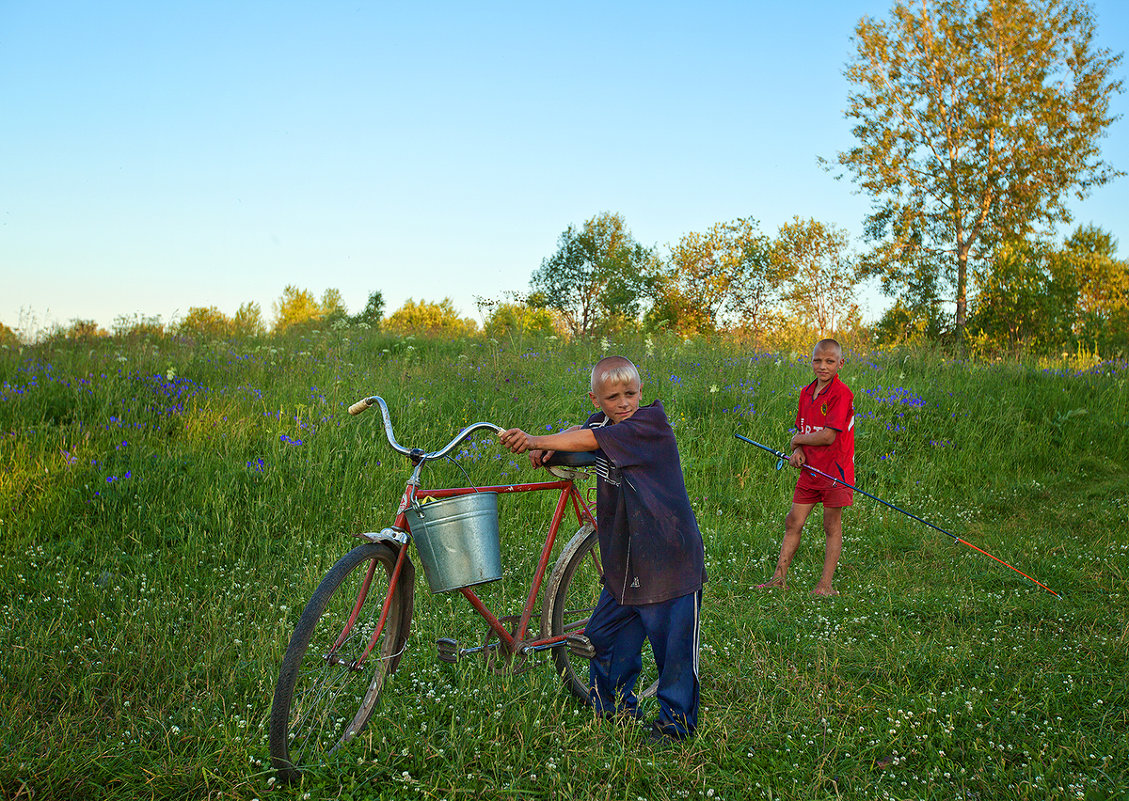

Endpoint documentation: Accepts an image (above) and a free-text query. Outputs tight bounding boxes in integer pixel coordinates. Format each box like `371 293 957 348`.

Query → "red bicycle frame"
347 475 595 669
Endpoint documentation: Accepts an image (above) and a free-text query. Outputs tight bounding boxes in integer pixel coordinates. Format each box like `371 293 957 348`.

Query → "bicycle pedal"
566 633 596 660
437 638 459 664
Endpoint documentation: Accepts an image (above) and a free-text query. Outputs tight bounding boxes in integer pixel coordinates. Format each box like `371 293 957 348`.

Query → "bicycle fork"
328 542 411 672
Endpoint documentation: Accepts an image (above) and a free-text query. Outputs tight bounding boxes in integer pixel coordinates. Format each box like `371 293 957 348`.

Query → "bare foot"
810 586 840 597
756 578 786 590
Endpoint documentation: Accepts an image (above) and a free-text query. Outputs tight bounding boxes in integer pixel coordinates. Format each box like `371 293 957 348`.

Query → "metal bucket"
409 492 502 593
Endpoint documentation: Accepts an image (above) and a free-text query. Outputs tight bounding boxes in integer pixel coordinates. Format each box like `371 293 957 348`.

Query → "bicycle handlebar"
350 395 505 462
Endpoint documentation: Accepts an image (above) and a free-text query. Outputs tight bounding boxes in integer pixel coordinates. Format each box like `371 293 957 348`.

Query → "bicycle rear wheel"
543 524 601 700
543 524 659 705
269 542 414 780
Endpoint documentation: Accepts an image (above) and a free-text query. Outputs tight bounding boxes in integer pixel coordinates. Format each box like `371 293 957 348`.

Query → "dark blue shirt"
585 400 706 605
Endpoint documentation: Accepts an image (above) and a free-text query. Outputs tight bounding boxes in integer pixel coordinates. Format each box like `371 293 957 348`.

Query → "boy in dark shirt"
499 356 706 741
758 338 855 596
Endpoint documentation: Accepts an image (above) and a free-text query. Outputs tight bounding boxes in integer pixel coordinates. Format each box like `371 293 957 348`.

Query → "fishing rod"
734 433 1060 598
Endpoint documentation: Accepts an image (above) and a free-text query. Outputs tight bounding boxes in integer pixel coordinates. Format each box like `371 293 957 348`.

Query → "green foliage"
320 288 348 322
530 212 654 337
836 0 1124 334
272 285 323 332
967 240 1078 353
383 297 478 337
773 217 859 336
873 299 949 347
654 217 773 336
1064 225 1129 355
178 304 267 340
960 227 1129 357
232 301 265 337
482 301 565 341
177 305 233 339
351 290 386 327
272 286 349 333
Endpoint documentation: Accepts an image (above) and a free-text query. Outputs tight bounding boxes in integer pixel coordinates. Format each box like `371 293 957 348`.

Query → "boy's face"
811 344 844 384
589 377 642 423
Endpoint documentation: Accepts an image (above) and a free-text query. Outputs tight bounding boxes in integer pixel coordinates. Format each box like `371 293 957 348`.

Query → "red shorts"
793 478 853 507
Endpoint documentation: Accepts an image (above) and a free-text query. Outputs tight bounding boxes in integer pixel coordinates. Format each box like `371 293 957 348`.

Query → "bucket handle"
411 483 487 520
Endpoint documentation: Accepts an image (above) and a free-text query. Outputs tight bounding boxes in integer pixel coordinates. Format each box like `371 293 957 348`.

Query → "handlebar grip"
348 398 372 415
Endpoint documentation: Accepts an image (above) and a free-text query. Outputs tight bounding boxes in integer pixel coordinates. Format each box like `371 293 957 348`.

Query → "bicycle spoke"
270 544 410 780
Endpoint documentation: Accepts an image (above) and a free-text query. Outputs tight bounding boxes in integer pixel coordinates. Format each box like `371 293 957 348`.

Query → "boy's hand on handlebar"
499 428 537 454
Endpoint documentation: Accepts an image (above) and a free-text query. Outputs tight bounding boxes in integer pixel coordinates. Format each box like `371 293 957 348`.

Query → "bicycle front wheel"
269 542 414 780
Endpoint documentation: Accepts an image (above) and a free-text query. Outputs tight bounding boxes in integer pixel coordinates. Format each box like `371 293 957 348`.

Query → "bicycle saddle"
543 451 597 468
543 450 597 479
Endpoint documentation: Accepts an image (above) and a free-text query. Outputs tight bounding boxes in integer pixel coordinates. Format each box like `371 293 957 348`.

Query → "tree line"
13 201 1123 358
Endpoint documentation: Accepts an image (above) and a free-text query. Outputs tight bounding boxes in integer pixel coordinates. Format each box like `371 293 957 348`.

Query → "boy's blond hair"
591 356 641 392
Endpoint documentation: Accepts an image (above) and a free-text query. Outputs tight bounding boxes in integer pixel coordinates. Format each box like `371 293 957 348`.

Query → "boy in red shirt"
759 338 854 596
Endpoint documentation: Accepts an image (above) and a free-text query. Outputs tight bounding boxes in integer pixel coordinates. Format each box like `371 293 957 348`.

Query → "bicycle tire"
543 523 660 705
269 542 414 780
542 523 599 700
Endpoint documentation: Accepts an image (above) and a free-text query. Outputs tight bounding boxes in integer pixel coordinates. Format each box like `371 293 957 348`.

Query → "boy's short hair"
814 338 842 357
591 356 641 392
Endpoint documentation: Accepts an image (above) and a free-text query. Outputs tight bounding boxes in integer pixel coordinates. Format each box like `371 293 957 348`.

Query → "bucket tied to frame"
409 492 502 593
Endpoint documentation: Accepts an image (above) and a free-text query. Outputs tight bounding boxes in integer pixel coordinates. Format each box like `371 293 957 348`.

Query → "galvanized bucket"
409 492 502 593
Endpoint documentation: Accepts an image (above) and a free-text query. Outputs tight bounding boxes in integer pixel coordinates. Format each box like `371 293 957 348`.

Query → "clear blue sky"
3 1 1127 334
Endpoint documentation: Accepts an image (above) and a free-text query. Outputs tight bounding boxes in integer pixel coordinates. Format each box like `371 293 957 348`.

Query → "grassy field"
1 331 1127 801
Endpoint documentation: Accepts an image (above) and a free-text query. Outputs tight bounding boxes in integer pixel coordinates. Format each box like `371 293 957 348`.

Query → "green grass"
1 332 1127 800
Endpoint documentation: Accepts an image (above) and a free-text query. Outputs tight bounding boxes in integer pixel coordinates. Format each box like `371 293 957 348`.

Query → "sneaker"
646 721 688 744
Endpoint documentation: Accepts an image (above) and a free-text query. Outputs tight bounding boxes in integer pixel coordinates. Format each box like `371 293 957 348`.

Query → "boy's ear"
588 391 598 408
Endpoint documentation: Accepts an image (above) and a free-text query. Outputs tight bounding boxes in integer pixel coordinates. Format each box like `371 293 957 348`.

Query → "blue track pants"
585 587 701 738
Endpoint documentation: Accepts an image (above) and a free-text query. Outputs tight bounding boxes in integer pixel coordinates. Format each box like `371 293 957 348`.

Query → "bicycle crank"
436 637 498 664
483 615 545 676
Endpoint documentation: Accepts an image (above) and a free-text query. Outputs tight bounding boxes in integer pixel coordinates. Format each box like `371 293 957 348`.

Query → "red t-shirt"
795 374 855 488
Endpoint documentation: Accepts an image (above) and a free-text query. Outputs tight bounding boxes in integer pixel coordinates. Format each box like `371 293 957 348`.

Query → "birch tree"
835 0 1123 336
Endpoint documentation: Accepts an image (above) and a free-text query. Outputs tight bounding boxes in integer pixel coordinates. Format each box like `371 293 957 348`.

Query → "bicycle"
268 396 615 780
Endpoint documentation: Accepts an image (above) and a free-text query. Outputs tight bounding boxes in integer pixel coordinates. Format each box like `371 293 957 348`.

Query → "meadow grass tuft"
1 332 1127 800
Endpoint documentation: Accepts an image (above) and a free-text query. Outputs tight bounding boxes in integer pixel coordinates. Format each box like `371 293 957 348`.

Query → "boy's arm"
788 427 837 468
499 426 596 463
790 427 837 449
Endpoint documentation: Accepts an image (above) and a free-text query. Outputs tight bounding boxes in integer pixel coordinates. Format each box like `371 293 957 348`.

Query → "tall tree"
967 239 1079 351
530 212 651 337
232 302 265 336
384 298 478 337
178 306 231 339
1064 225 1129 322
272 286 321 332
661 217 772 335
835 0 1123 336
352 291 385 327
320 288 348 322
1062 225 1129 352
774 218 860 336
